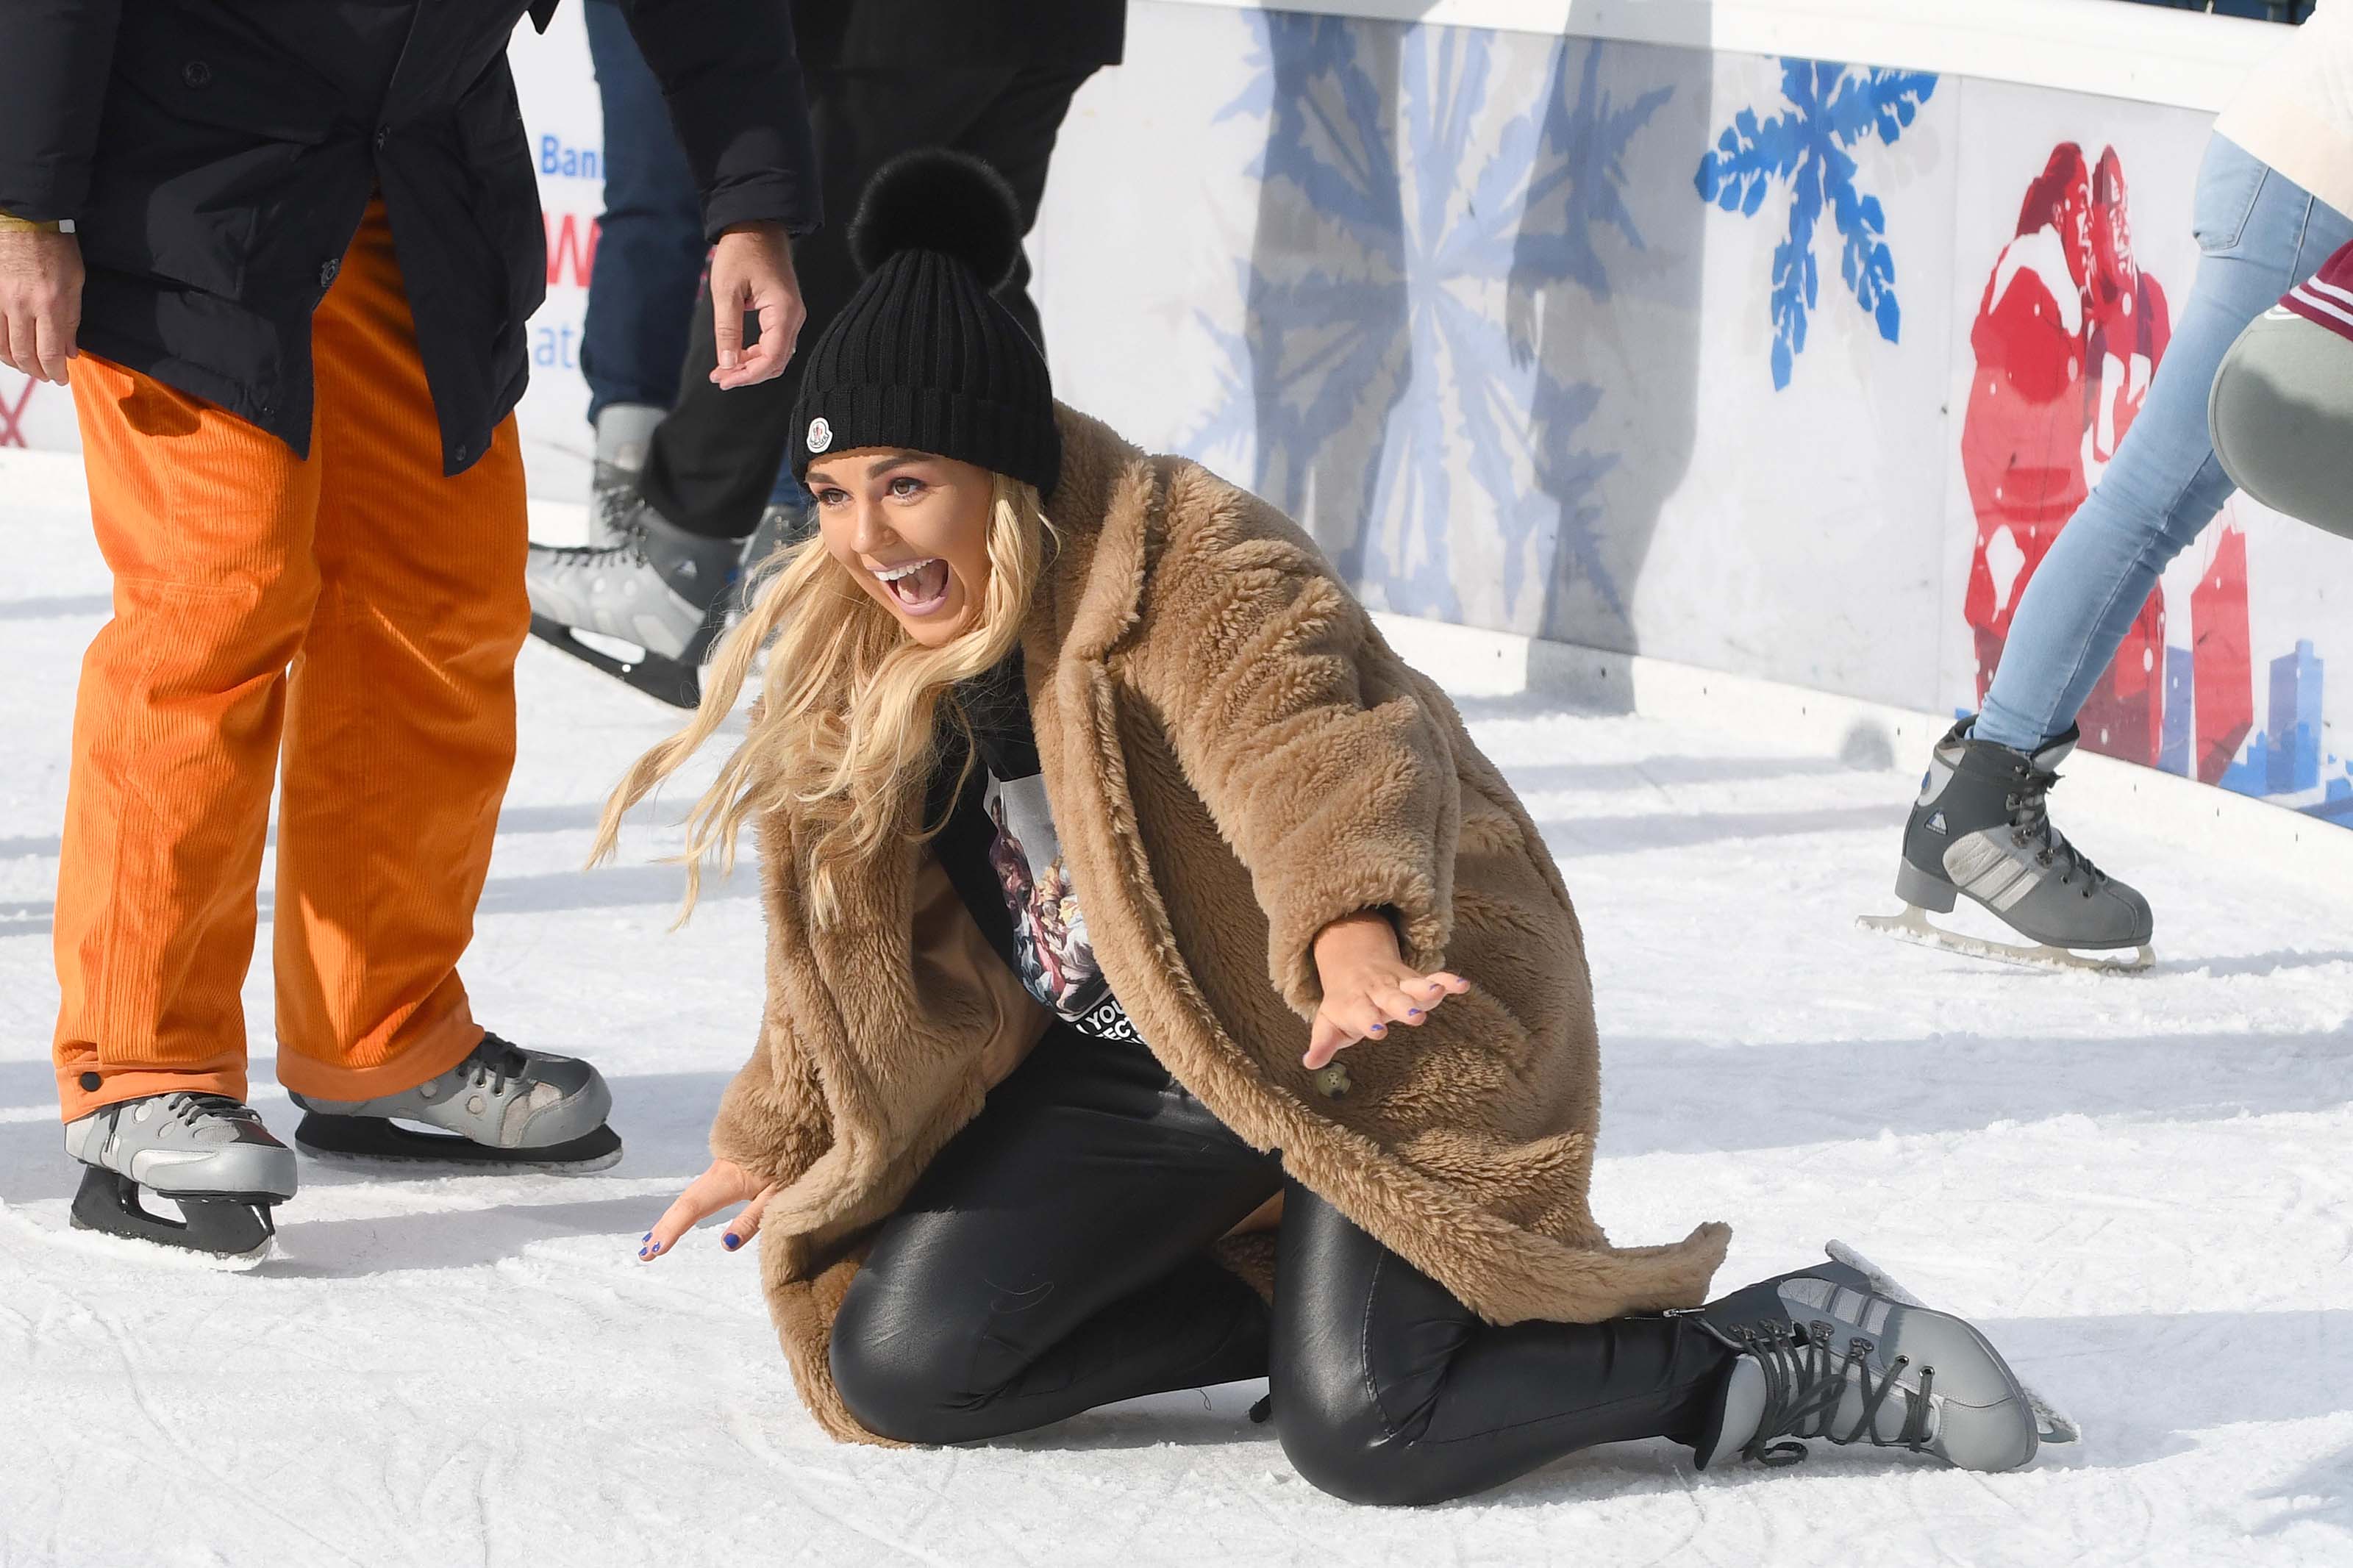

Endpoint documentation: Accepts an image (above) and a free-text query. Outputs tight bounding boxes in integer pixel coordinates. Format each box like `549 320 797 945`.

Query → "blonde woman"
606 152 2048 1503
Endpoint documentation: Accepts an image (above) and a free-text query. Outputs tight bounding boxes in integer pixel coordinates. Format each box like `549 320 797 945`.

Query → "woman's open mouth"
873 558 952 615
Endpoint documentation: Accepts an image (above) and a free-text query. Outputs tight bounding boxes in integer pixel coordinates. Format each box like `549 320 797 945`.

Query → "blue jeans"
578 0 707 423
1975 136 2353 751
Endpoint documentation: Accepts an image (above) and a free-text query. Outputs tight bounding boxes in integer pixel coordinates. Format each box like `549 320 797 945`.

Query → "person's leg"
638 64 1093 542
578 0 706 428
1976 136 2353 751
946 65 1099 354
268 197 534 1102
827 1028 1283 1445
1268 1178 1735 1506
51 359 324 1120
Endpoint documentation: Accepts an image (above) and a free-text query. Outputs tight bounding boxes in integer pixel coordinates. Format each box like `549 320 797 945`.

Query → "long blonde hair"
590 472 1052 926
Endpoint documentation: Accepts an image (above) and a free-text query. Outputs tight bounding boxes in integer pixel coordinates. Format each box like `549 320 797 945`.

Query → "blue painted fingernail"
638 1246 651 1259
641 1231 651 1242
723 1234 741 1251
1371 1025 1386 1036
1407 1009 1422 1017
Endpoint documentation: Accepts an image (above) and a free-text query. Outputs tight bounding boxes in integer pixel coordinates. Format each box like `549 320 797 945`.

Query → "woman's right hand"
640 1158 780 1261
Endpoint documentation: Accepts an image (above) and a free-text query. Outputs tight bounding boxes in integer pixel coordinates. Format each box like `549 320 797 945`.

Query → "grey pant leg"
2209 306 2353 540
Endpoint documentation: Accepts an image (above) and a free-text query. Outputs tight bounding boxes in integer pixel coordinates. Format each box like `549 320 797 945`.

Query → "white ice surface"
3 452 2352 1567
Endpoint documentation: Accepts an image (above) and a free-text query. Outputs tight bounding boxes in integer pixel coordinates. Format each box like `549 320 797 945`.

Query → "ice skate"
289 1034 621 1170
63 1092 298 1262
526 487 748 709
1687 1242 2055 1474
586 403 664 548
1860 717 2154 973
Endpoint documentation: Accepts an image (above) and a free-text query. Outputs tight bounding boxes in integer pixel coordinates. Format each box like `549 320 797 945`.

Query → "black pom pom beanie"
788 150 1060 498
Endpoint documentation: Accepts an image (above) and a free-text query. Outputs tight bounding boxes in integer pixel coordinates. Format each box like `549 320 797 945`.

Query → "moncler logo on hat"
806 417 832 454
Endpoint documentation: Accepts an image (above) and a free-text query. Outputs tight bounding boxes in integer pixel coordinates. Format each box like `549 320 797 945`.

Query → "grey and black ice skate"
289 1034 620 1170
63 1092 299 1261
587 403 664 548
1859 717 2154 972
526 488 749 709
1686 1242 2063 1474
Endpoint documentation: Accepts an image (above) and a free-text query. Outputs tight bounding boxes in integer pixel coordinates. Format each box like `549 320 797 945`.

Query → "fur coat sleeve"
701 817 1051 1201
1118 462 1462 1013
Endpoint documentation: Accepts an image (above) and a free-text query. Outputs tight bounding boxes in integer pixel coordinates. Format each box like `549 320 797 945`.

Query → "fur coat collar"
708 406 1730 1445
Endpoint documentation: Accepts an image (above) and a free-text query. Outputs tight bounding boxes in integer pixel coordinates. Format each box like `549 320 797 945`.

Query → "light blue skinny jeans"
1975 136 2353 751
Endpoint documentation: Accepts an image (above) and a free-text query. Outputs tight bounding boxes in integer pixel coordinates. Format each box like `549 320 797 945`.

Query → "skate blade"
1857 905 2154 975
1827 1239 2082 1447
66 1168 279 1268
529 616 702 709
295 1113 624 1174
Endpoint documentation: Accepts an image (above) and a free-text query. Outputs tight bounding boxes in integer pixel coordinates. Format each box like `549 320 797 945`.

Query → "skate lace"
458 1036 532 1097
1732 1319 1935 1467
2007 764 2107 893
541 494 651 566
164 1092 252 1131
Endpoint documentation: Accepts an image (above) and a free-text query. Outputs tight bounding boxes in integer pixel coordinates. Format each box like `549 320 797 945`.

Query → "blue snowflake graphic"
1185 15 1669 625
1696 59 1937 389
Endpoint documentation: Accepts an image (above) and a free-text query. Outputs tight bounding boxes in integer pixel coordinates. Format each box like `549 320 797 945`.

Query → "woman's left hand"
640 1158 781 1261
1304 912 1470 1070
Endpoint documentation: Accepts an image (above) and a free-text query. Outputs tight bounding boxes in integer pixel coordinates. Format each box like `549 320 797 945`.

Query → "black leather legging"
829 1027 1734 1505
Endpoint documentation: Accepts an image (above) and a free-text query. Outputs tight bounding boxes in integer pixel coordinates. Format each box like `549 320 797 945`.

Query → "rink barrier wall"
1155 0 2283 112
1025 0 2353 838
4 0 2345 843
10 441 2339 900
1369 610 2353 897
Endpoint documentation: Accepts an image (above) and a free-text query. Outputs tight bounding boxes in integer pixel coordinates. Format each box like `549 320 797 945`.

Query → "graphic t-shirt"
935 655 1142 1044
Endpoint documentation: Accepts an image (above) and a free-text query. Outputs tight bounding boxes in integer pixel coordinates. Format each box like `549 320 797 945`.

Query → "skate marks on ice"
1599 1024 2353 1156
0 1193 280 1274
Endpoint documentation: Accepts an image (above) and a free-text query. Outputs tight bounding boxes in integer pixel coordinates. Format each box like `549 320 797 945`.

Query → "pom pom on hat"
848 148 1026 290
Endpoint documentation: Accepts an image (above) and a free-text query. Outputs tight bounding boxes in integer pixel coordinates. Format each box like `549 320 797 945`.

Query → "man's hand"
0 226 84 385
707 221 804 391
1304 911 1470 1070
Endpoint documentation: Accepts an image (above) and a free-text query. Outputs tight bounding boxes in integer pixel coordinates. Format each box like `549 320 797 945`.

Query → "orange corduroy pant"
53 199 529 1123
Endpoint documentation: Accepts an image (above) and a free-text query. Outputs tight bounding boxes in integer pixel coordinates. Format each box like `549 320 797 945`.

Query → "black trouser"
638 63 1095 540
829 1028 1735 1506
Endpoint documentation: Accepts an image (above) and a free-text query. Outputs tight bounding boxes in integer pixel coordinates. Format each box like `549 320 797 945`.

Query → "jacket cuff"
702 174 821 243
706 1050 822 1188
0 171 84 226
1271 864 1452 1016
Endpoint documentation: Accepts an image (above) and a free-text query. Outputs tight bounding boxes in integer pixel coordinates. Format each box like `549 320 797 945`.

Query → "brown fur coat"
707 406 1732 1445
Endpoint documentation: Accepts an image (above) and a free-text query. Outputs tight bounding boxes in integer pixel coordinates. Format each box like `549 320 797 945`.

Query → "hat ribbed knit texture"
789 246 1059 497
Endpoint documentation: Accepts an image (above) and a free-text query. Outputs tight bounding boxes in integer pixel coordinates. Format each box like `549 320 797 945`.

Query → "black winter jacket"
0 0 820 473
793 0 1126 70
